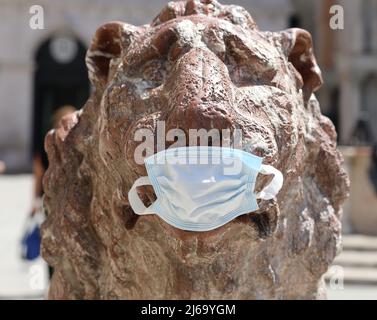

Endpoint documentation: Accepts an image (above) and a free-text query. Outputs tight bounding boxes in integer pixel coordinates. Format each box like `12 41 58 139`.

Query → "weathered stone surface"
42 0 350 299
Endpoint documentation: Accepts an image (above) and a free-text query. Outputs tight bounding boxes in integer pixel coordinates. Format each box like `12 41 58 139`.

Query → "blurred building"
289 0 377 235
299 0 377 146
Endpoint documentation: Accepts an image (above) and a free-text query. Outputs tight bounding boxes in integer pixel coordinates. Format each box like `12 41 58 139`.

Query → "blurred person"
350 113 374 146
370 143 377 194
26 105 76 277
0 161 5 173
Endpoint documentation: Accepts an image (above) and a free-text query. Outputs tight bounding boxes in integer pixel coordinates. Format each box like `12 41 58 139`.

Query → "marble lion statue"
42 0 349 299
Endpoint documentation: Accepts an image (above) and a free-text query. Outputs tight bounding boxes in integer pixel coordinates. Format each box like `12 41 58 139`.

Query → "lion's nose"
164 48 234 134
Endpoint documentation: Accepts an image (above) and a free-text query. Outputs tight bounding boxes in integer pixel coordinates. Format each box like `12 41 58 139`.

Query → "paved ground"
0 175 48 299
0 174 376 300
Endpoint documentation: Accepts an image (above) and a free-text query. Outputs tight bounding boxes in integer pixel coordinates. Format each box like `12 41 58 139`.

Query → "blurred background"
0 0 376 299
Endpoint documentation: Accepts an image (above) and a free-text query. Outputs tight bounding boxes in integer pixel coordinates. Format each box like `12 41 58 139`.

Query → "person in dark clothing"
370 143 377 194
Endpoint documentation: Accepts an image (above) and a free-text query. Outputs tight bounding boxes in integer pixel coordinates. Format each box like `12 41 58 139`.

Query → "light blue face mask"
128 147 283 232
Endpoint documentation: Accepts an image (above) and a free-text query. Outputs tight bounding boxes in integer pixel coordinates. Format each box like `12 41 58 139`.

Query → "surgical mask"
128 147 283 232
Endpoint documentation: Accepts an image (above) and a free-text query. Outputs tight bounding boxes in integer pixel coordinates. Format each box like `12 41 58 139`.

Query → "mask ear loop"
255 165 284 200
128 176 155 215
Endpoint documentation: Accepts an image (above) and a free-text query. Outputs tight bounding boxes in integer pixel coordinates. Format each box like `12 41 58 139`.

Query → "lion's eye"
224 55 277 87
221 33 278 87
141 59 167 87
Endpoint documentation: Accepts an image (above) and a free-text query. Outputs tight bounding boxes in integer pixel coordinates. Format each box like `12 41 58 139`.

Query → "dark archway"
32 35 90 168
288 13 302 28
328 87 340 140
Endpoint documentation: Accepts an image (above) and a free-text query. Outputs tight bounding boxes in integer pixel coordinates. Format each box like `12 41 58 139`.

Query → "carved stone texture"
42 0 350 299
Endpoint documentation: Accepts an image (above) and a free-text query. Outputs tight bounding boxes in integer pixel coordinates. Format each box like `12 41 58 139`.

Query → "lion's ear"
279 28 323 101
86 21 137 89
